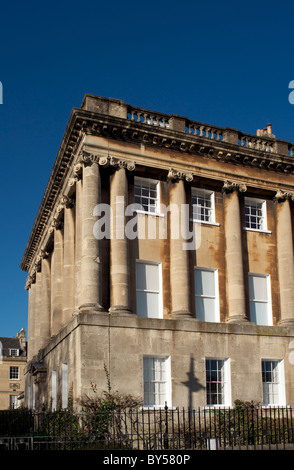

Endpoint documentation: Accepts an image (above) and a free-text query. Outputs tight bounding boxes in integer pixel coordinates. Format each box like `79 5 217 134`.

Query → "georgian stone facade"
21 95 294 410
0 330 27 409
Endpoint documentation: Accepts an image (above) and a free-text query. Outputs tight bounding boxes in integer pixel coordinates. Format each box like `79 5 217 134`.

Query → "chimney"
256 124 274 138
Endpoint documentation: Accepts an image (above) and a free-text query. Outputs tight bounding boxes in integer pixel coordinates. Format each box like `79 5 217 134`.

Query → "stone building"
0 329 27 409
21 95 294 411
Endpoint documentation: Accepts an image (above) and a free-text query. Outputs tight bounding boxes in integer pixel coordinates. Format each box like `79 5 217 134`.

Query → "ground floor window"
52 370 57 411
262 360 285 406
9 395 18 409
143 356 171 407
206 358 231 406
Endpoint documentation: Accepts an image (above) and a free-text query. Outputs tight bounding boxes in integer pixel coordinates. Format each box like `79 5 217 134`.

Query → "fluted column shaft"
109 167 131 314
63 201 75 324
33 256 51 356
80 161 103 312
276 196 294 325
169 179 193 319
33 270 42 356
51 226 64 335
27 281 36 361
75 178 83 311
223 185 247 322
40 255 51 348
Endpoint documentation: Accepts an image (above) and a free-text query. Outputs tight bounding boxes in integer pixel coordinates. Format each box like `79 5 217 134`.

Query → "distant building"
0 329 27 409
21 95 294 411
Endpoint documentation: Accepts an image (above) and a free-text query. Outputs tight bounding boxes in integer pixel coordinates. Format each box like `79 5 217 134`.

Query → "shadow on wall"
181 356 205 409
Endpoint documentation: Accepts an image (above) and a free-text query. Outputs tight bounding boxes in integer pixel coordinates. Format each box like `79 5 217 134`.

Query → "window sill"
141 405 175 410
133 210 165 218
261 404 286 409
190 219 220 227
243 227 271 234
203 405 233 409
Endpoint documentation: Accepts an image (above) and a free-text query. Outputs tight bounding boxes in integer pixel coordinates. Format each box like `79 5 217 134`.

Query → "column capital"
222 180 247 194
78 150 136 172
48 217 63 234
274 189 294 202
167 167 193 183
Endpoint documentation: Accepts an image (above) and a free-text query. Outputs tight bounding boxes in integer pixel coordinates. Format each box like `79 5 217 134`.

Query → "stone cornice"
20 97 294 273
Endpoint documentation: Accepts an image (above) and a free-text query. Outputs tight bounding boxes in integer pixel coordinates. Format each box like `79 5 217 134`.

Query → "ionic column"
26 276 36 361
34 253 51 354
32 269 43 356
168 170 193 319
51 222 64 336
40 254 51 348
109 167 132 315
62 197 75 324
223 181 247 323
75 176 83 311
80 159 103 312
275 190 294 326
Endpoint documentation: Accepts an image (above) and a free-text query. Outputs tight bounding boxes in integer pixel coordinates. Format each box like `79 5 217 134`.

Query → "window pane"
250 301 269 325
195 269 215 296
196 298 216 322
136 263 159 292
137 291 159 318
249 275 267 301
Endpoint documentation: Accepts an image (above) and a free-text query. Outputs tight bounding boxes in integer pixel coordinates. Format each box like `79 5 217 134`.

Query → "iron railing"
0 404 294 450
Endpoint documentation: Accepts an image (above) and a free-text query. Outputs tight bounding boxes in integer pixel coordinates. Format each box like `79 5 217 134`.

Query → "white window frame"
143 356 171 408
205 358 231 408
244 197 270 233
62 363 68 409
9 366 19 380
52 370 57 411
9 348 19 357
194 267 220 322
191 188 219 225
261 360 286 407
134 177 161 216
136 260 163 319
248 273 272 326
9 395 19 409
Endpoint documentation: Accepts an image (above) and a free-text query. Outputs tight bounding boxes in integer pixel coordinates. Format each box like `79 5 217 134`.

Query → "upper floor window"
134 177 160 215
245 197 267 231
136 260 162 319
191 188 215 224
9 366 19 380
194 268 219 322
262 360 285 407
9 349 19 357
248 273 272 326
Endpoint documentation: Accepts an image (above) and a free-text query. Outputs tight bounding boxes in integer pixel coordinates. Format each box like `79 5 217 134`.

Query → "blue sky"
1 0 294 337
